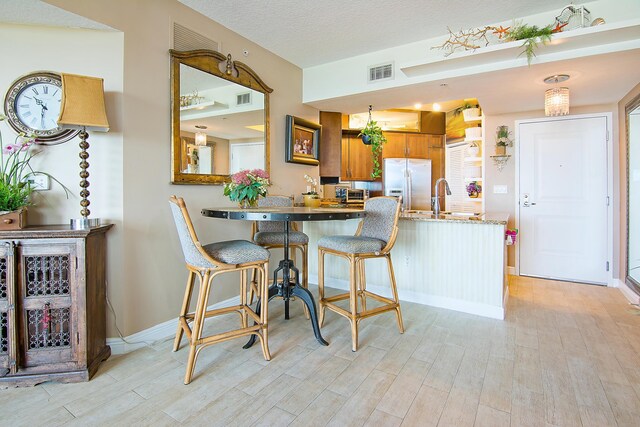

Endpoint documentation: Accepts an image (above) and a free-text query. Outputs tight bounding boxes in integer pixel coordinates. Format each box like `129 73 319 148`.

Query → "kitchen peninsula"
305 211 509 319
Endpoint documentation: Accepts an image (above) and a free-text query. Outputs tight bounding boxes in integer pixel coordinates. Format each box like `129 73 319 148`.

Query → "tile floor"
1 276 640 426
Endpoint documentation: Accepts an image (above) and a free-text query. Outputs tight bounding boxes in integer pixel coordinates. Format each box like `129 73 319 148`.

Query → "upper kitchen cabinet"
341 131 375 181
382 132 443 159
319 111 342 177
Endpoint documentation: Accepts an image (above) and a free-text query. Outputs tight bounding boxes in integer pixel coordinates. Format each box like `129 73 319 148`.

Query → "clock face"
3 72 78 145
15 81 62 132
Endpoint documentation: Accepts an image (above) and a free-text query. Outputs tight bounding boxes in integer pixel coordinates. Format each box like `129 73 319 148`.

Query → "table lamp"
57 73 110 229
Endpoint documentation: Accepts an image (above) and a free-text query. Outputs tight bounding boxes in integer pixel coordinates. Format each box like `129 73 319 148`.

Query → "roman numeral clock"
3 71 79 144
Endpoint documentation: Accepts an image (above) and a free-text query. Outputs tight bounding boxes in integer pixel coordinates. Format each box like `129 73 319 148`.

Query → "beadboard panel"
305 218 507 317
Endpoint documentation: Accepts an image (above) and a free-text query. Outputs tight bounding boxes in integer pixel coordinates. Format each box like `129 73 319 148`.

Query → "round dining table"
201 205 365 347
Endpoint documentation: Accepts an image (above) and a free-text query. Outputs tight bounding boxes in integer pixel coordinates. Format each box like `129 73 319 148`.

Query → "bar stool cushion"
318 235 385 254
254 231 309 245
202 240 270 265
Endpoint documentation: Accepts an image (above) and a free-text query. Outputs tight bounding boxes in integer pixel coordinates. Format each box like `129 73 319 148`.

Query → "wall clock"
3 71 79 145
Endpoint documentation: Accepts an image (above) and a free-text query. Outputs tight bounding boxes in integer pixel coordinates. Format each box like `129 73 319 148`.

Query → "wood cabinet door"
319 112 342 177
429 146 445 192
350 138 375 181
382 133 406 159
17 241 80 370
341 135 351 180
406 134 430 159
428 134 444 148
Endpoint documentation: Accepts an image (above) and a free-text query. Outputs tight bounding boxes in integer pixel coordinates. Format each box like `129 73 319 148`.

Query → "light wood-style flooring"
2 276 640 426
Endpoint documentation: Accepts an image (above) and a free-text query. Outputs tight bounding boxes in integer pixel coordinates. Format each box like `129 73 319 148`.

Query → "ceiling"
0 0 110 30
179 0 573 68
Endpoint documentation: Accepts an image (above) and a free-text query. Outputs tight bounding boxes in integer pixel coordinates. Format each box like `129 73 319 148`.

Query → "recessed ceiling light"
440 83 448 87
432 103 442 111
543 74 570 84
414 103 422 109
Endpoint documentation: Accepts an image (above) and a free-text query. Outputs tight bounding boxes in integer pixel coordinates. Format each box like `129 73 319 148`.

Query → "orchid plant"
303 174 318 195
223 168 270 207
466 181 482 197
0 114 69 212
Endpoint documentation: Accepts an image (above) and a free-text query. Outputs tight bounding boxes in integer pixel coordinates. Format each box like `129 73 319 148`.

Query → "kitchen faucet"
433 178 451 216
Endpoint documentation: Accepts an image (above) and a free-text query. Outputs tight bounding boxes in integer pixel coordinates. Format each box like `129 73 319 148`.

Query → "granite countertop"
400 211 509 225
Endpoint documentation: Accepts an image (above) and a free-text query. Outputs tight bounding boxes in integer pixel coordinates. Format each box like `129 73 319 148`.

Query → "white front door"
518 116 609 284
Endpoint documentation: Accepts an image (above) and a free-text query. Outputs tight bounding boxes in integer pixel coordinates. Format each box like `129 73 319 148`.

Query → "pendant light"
544 75 570 116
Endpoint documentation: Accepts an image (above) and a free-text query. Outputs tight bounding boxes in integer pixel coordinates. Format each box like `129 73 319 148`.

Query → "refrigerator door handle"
407 168 412 210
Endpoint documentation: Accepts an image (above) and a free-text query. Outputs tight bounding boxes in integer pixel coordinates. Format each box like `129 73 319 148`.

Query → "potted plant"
466 181 482 198
505 22 553 65
495 125 513 155
302 174 321 207
0 115 70 229
223 168 270 208
358 119 386 179
455 102 481 121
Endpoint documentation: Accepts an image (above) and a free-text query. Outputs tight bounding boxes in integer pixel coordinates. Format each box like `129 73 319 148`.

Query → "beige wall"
483 104 619 271
39 0 319 335
617 82 640 282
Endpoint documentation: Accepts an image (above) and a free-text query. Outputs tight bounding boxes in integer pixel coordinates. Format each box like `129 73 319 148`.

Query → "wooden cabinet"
341 132 375 181
0 225 112 387
319 112 342 177
381 132 444 189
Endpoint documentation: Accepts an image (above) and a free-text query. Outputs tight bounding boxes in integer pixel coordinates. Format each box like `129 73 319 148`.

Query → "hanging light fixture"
543 75 570 116
195 125 207 146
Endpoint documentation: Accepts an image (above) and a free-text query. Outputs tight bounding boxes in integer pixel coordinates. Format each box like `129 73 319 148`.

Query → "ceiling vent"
236 92 251 106
173 23 219 52
368 62 394 83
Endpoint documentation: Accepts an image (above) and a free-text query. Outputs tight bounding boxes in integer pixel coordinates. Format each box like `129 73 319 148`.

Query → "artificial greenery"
358 119 387 179
495 125 513 147
506 22 553 65
223 169 270 206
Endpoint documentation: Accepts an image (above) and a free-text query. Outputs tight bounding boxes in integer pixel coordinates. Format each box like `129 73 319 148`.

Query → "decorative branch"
431 26 501 56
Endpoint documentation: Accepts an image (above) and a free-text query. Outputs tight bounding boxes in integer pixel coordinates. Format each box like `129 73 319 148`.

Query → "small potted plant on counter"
302 174 321 207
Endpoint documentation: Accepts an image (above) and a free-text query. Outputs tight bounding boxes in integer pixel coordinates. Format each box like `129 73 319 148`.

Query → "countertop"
400 211 509 225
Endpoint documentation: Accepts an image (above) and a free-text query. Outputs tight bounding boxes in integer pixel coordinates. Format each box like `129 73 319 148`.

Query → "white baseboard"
308 275 505 320
617 279 640 305
107 295 241 355
507 266 516 276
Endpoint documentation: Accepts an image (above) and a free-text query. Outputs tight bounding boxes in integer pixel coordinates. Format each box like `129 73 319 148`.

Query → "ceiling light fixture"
195 131 207 146
543 74 570 117
414 103 422 109
432 103 442 112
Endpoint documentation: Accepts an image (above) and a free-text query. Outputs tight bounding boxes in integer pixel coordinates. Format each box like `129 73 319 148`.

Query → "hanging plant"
506 21 553 65
358 105 386 179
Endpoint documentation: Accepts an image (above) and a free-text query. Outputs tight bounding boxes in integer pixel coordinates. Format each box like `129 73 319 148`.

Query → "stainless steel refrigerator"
383 158 432 211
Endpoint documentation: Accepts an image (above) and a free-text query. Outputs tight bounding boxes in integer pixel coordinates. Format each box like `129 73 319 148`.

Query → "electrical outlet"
25 175 50 190
493 185 508 194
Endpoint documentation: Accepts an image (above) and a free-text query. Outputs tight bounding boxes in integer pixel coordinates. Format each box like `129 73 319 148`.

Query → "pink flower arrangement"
224 168 270 205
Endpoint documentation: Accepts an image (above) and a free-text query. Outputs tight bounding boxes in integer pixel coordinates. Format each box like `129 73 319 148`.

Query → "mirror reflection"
170 50 271 185
628 101 640 287
179 64 265 175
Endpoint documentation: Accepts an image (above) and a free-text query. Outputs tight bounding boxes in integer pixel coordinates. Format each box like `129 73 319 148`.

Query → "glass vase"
239 198 258 209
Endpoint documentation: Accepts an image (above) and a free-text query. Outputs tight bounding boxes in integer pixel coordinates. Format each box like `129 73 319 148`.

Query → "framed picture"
285 115 321 165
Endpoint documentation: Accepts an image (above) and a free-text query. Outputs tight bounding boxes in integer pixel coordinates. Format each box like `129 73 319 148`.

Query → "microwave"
346 189 368 204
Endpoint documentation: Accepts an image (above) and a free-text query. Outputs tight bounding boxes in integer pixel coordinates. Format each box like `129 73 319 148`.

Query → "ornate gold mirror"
626 93 640 293
170 50 272 184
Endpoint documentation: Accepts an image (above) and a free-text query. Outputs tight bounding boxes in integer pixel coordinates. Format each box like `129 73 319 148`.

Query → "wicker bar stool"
249 195 310 318
169 196 271 384
317 196 404 351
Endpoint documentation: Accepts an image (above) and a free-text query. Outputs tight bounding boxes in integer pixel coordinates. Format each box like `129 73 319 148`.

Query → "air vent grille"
237 93 251 105
173 23 219 52
368 63 394 82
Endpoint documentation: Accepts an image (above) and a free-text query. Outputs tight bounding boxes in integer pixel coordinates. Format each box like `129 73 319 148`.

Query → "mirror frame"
625 92 640 293
170 49 272 185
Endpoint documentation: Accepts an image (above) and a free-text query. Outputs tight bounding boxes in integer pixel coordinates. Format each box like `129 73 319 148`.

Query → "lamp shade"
57 73 109 131
544 87 570 117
